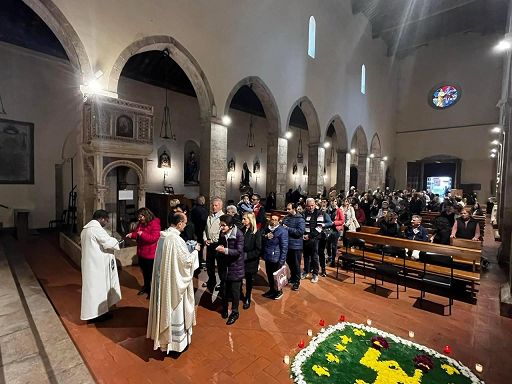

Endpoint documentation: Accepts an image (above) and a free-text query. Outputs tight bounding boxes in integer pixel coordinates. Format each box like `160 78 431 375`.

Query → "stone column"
307 144 325 196
357 155 367 192
200 118 228 203
266 133 288 209
336 150 347 194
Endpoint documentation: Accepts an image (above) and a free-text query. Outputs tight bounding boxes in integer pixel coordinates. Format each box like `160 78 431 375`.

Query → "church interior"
1 0 512 383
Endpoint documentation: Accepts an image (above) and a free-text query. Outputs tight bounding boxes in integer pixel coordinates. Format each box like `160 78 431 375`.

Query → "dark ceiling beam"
373 0 478 36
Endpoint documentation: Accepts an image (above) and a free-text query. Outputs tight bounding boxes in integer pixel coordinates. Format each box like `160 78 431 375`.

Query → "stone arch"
327 115 348 151
350 126 369 191
351 126 369 155
370 133 382 157
23 0 92 79
101 160 144 188
327 115 349 192
287 97 321 143
108 35 215 122
224 76 280 135
369 133 383 190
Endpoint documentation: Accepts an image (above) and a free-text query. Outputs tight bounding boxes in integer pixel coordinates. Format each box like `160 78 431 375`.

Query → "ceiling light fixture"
159 49 176 140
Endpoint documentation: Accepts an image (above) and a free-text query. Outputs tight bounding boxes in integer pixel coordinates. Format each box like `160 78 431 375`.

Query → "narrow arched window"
361 64 366 94
308 16 316 58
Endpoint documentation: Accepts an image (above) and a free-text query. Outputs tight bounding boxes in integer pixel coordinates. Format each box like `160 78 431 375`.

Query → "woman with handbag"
262 214 288 300
240 212 262 309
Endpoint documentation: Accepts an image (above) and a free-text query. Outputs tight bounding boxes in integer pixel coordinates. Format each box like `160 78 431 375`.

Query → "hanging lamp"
297 130 304 163
159 49 176 140
246 114 255 147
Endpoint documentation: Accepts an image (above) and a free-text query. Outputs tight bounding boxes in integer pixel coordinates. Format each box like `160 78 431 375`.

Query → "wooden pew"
343 232 481 297
450 238 482 250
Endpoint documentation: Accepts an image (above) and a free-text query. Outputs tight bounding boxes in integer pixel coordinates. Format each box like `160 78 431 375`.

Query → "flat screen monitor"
426 176 452 196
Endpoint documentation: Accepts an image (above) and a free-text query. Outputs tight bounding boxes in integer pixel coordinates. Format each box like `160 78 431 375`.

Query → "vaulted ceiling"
351 0 508 57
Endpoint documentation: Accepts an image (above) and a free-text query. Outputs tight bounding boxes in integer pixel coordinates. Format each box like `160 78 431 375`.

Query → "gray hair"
411 215 422 221
226 205 238 214
306 197 316 205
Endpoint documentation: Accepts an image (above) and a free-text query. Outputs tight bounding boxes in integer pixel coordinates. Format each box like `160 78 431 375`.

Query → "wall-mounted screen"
426 176 452 196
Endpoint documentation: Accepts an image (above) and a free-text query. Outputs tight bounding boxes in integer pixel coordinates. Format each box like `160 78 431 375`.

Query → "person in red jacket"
126 208 160 297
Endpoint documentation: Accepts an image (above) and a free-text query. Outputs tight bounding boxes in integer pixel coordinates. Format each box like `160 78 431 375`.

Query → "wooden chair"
337 238 366 283
420 253 454 315
374 244 407 298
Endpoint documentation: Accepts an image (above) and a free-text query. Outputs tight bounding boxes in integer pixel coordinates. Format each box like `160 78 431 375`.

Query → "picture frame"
0 118 34 184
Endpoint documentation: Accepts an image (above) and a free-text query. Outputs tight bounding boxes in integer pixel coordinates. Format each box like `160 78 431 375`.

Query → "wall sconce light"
492 126 502 133
350 148 356 154
228 158 236 173
369 153 375 158
158 150 171 168
323 142 330 148
222 115 232 126
285 130 293 139
382 156 388 161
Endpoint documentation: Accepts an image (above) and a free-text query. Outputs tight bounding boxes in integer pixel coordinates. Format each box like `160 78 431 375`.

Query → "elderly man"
202 197 224 292
80 209 121 322
147 212 200 353
302 198 324 283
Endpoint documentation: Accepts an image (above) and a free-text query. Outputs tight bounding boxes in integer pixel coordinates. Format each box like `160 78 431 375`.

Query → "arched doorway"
326 115 349 194
350 166 358 190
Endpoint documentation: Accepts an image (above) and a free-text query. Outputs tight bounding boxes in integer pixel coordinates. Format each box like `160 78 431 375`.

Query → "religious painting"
158 150 171 168
0 118 34 184
429 84 461 109
184 140 200 185
253 159 260 174
116 115 134 138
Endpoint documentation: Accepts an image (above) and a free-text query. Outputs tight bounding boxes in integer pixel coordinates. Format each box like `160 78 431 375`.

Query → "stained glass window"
430 85 460 109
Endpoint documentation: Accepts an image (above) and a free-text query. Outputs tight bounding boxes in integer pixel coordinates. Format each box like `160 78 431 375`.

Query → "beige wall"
393 34 501 201
0 43 81 228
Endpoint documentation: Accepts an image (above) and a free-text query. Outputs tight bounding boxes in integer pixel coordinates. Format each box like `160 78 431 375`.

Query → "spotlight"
495 39 512 52
369 153 375 158
382 156 388 161
284 131 293 139
323 142 331 148
350 148 356 154
491 148 498 153
222 115 232 126
491 140 500 145
492 126 502 133
490 153 496 158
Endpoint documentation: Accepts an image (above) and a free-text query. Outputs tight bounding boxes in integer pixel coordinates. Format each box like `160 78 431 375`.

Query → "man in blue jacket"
262 214 289 300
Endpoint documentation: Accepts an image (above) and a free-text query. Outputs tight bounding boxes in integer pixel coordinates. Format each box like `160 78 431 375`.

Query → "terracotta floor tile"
3 222 510 384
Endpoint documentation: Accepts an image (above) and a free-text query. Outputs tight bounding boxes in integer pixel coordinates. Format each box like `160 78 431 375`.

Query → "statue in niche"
239 161 253 195
184 150 199 184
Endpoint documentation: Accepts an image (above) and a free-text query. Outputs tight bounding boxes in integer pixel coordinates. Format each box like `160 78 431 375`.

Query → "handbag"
352 218 360 229
273 265 289 291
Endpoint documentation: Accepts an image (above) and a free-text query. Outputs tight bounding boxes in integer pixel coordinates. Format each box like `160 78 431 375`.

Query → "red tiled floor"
8 222 512 384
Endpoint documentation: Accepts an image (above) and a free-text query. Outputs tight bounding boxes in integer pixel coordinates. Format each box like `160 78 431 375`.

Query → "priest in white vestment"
147 212 200 353
80 209 122 321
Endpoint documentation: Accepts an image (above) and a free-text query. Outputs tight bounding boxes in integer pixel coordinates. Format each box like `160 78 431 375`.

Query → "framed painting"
0 118 34 184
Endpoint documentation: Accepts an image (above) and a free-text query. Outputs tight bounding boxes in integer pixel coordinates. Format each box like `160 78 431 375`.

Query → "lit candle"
298 339 305 348
475 363 483 373
339 314 345 322
366 319 372 326
319 319 325 326
284 355 290 365
443 345 451 354
307 329 313 336
409 331 415 338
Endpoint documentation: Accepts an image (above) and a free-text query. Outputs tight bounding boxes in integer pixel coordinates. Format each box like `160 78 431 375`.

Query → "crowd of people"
79 186 484 355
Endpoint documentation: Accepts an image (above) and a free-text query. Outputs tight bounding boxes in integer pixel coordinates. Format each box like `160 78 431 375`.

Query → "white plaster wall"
0 42 81 228
393 34 501 201
50 0 396 150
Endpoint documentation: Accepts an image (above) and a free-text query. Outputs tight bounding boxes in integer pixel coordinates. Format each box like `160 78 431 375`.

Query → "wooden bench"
342 231 481 297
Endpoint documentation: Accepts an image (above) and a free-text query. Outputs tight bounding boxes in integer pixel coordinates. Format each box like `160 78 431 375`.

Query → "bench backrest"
345 231 481 266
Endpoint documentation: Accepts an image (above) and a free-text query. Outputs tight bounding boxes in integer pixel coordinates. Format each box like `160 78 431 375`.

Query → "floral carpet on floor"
291 323 483 384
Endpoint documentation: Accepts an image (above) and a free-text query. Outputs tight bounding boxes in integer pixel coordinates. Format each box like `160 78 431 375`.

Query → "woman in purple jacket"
216 214 245 325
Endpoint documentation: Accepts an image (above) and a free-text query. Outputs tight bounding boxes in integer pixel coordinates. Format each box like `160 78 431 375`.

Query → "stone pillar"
357 155 367 192
336 150 347 194
380 160 386 190
307 144 325 196
345 153 351 194
267 133 288 209
200 118 228 203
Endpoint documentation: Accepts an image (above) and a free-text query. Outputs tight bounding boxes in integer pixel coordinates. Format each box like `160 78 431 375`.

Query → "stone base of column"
500 283 512 318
